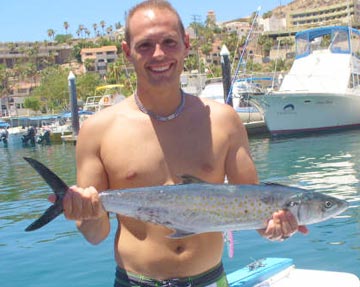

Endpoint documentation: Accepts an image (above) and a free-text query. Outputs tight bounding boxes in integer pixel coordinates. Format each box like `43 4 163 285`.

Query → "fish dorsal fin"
262 182 287 187
179 174 206 184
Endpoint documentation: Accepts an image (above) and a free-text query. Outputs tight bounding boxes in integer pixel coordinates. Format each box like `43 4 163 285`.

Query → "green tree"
223 31 239 60
100 20 106 35
31 66 70 113
63 22 69 34
258 35 273 57
55 34 73 43
24 96 41 112
76 72 104 101
0 64 16 116
92 23 98 37
47 29 55 40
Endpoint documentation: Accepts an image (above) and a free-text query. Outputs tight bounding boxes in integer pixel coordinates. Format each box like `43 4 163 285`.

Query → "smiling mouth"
149 63 173 73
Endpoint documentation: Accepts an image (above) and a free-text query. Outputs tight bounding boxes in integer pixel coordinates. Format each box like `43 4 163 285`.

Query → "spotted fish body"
23 158 349 237
100 179 348 238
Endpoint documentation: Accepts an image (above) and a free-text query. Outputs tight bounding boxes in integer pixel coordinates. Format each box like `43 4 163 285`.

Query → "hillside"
272 0 344 16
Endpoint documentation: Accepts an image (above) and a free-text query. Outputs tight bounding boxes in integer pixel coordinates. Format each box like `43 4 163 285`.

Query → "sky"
0 0 292 43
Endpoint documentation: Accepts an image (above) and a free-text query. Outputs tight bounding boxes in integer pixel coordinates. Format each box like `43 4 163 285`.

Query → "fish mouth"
338 200 350 214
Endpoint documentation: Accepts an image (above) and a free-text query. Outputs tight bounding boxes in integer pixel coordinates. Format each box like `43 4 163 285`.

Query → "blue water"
1 130 359 286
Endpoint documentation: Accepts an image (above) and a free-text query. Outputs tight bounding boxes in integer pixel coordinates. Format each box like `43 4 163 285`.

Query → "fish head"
284 191 349 226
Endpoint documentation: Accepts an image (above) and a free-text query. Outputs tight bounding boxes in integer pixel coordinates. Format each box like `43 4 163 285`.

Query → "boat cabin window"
349 73 360 89
350 33 360 59
295 28 360 59
330 30 350 54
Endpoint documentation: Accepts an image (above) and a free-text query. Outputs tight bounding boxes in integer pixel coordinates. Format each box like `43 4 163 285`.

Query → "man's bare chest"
101 124 226 187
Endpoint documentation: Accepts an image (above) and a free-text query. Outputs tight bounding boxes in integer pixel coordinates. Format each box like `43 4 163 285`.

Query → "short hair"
124 0 185 45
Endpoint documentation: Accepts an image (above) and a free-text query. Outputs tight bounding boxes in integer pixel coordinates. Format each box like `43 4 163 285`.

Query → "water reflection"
250 131 360 202
0 143 76 236
245 131 360 276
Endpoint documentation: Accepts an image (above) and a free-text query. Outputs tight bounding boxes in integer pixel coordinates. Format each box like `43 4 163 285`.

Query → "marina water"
1 130 359 286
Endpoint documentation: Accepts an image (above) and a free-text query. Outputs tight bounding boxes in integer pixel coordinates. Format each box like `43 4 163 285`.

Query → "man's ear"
184 34 190 56
122 41 131 60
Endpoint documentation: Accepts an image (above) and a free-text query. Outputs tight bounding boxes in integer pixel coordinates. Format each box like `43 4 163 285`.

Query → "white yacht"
253 26 360 136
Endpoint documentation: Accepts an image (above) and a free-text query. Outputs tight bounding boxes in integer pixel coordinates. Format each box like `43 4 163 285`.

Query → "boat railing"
83 96 103 112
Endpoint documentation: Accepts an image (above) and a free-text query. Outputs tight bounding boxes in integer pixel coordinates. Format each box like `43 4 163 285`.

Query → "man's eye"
137 42 153 51
164 39 177 47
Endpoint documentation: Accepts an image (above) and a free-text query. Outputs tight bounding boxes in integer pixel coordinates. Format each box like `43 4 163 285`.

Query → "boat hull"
258 92 360 136
227 258 360 287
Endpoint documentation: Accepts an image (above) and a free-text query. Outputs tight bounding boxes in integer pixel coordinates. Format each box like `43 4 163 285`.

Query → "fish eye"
324 201 333 209
286 201 299 208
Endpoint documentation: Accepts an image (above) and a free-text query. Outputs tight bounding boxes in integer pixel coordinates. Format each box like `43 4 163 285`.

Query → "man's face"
123 8 189 88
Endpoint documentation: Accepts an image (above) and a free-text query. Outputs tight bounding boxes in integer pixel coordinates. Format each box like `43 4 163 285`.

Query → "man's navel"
125 170 137 180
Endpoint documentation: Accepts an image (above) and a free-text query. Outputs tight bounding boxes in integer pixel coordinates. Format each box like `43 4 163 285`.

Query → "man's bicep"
76 131 108 191
224 118 258 185
226 145 258 185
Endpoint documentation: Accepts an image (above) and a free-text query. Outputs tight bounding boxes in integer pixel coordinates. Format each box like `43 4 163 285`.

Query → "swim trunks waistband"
114 262 228 287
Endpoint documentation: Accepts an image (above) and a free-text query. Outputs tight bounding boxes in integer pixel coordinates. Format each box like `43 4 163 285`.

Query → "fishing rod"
226 6 262 105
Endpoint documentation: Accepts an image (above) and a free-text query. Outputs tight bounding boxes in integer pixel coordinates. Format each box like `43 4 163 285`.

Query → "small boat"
198 80 267 134
252 26 360 136
199 80 265 122
227 257 359 287
83 84 126 113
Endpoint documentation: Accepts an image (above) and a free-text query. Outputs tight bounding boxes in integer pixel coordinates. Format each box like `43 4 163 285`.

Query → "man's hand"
258 210 309 241
48 186 106 221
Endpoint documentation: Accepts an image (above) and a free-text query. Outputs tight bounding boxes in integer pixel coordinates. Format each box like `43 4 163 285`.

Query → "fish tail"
23 157 69 231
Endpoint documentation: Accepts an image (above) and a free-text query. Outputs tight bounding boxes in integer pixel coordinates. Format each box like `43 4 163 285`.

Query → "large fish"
24 157 349 237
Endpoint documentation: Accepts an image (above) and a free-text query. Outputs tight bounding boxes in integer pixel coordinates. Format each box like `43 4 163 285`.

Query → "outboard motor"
37 129 51 145
1 128 8 145
22 126 36 145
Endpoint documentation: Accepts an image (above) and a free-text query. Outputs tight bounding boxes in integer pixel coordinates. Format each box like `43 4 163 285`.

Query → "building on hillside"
0 42 72 69
220 19 252 38
1 82 38 117
286 0 360 30
261 16 287 33
207 10 217 24
80 45 118 76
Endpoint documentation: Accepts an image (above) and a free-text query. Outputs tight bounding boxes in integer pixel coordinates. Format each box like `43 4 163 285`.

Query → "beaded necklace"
134 90 186 121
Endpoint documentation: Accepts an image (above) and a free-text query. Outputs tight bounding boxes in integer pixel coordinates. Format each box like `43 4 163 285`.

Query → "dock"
61 134 77 144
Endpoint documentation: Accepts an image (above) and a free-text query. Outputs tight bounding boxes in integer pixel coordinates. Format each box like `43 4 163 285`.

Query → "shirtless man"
61 1 308 286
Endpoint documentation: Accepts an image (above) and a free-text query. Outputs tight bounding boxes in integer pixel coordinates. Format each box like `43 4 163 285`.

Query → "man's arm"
223 107 258 185
69 118 111 245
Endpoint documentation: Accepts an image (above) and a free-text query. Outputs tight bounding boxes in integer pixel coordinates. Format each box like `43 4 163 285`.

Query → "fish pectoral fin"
167 229 196 239
178 174 206 184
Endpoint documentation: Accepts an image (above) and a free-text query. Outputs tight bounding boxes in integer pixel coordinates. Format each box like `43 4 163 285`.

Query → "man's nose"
153 43 165 57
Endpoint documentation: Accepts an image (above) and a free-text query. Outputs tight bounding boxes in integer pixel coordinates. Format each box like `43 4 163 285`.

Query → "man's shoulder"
196 96 238 119
81 98 133 130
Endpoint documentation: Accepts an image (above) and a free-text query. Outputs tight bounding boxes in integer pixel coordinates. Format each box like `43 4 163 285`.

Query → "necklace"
134 90 186 122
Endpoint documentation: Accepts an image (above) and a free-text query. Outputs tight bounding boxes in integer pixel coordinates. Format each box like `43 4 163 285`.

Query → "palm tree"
107 58 123 83
0 64 13 116
106 26 113 36
100 20 106 35
63 21 69 34
78 24 85 38
92 23 98 37
85 28 91 38
47 29 55 41
114 22 122 30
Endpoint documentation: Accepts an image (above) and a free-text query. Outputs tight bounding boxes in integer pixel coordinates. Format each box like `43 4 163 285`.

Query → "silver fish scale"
99 182 345 234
